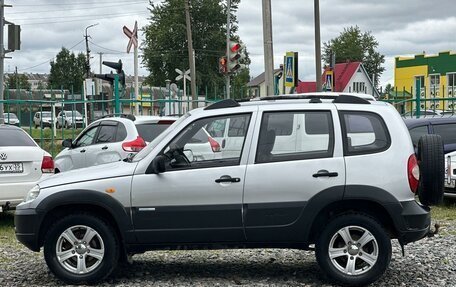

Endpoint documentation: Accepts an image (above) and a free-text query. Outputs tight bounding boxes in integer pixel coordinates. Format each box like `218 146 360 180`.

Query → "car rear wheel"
44 213 119 284
417 134 444 206
316 213 391 286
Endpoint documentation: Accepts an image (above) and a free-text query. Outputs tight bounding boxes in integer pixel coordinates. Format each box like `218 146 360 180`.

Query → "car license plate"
0 162 23 173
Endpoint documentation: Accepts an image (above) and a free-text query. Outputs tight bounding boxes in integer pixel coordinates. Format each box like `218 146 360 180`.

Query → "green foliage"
48 48 86 93
6 73 31 90
142 0 250 93
323 26 385 87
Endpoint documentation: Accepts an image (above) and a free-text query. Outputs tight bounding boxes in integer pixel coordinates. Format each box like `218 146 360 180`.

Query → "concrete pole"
314 0 322 92
134 45 139 115
97 52 103 96
226 0 231 99
0 0 4 124
262 0 274 96
184 0 197 109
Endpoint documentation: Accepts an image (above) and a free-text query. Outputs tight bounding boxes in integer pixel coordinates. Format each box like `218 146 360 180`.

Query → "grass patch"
21 127 83 156
431 199 456 221
0 212 17 246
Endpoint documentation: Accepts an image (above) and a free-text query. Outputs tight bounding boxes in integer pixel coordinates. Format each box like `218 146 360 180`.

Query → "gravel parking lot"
1 213 455 287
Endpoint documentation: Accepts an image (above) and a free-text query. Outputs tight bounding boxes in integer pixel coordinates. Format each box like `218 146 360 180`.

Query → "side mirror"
62 139 73 148
151 155 166 174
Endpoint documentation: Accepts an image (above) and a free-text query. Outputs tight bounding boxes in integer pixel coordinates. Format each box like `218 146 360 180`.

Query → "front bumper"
14 207 43 252
390 200 430 244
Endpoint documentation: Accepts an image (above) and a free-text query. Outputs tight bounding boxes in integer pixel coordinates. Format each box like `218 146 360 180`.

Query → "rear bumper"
14 207 43 252
390 200 430 244
0 174 52 208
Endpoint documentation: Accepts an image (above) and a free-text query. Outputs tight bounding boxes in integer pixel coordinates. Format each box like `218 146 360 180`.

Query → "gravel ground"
1 221 455 287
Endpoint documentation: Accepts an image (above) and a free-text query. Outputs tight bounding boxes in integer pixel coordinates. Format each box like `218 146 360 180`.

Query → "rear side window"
341 111 390 155
433 124 456 145
0 129 36 147
256 111 334 163
136 123 171 142
116 123 127 142
409 125 428 146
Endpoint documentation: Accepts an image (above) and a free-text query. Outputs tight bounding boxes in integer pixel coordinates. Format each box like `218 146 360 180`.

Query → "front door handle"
80 149 86 153
221 139 226 149
102 146 108 150
215 175 241 183
313 170 338 178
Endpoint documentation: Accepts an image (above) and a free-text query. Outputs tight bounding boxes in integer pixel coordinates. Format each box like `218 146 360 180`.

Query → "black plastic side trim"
333 94 370 104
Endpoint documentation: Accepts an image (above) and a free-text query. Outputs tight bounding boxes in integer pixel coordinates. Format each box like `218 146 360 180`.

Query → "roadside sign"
284 52 298 88
175 69 191 82
324 70 334 91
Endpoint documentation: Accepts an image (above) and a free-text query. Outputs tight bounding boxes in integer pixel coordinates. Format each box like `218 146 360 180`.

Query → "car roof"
403 116 456 127
0 124 22 130
293 92 377 101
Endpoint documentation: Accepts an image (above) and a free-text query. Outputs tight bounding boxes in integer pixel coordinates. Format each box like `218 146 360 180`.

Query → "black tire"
315 214 392 286
56 123 61 129
417 134 444 206
44 213 119 285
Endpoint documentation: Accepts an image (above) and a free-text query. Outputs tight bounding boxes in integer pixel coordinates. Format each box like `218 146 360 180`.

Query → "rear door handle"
215 175 241 183
102 146 108 150
80 149 86 153
313 170 338 178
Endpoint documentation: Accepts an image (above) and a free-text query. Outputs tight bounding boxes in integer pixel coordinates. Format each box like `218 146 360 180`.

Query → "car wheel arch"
36 190 134 248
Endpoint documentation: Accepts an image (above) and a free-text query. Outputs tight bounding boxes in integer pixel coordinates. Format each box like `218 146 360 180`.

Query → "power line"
17 39 85 72
14 0 148 7
17 11 148 25
11 10 147 21
8 1 147 14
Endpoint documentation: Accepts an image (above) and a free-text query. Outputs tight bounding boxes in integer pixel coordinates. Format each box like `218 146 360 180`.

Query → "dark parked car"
404 117 456 154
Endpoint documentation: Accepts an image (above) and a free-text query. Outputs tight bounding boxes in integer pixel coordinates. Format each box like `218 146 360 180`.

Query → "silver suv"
15 95 442 286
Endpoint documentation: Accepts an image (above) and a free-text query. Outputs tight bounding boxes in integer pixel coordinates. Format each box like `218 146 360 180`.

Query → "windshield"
136 123 172 142
65 111 82 117
3 113 18 119
133 113 190 162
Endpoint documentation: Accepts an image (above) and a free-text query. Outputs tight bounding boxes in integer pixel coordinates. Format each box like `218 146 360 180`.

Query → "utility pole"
184 0 197 109
97 52 103 96
314 0 322 92
226 0 231 99
0 0 5 123
84 23 98 78
262 0 274 96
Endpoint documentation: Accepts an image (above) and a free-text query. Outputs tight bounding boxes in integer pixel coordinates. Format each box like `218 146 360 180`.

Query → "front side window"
256 111 334 163
75 126 99 148
341 111 390 155
433 124 456 145
162 114 251 170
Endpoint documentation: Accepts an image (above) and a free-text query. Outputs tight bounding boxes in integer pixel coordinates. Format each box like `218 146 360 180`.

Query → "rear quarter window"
340 111 391 156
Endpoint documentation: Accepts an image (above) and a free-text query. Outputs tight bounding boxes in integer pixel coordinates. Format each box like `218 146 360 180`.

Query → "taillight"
41 156 54 174
122 136 146 152
408 154 420 193
208 137 221 152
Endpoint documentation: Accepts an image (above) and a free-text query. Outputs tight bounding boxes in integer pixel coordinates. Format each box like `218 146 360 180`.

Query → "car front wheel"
315 213 391 286
44 213 119 284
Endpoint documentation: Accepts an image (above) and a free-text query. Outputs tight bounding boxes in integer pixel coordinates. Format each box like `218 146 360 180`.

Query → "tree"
48 47 86 93
6 73 31 90
323 26 385 87
142 0 250 97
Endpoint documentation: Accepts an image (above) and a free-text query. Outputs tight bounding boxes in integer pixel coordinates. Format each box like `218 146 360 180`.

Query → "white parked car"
33 111 56 128
0 124 54 211
2 112 20 126
56 110 85 129
54 115 176 172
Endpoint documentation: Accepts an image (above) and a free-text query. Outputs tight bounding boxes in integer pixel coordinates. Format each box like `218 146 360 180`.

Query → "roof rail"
100 113 136 121
204 99 240 110
333 94 370 104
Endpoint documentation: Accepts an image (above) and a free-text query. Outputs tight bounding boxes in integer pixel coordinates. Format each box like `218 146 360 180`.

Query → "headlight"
25 185 40 202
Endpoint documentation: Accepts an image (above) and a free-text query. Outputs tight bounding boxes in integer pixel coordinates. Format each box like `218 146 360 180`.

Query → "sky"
6 0 456 88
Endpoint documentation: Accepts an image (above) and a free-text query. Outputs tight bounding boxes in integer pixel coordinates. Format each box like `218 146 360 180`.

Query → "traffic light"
219 56 227 74
227 41 246 74
94 59 125 87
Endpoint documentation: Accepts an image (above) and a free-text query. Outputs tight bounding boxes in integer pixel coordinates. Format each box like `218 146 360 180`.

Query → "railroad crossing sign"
123 21 138 54
175 68 191 82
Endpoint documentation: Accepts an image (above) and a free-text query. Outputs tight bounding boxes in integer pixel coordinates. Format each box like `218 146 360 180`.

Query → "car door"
130 112 255 244
85 121 126 167
66 124 100 170
243 105 345 242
